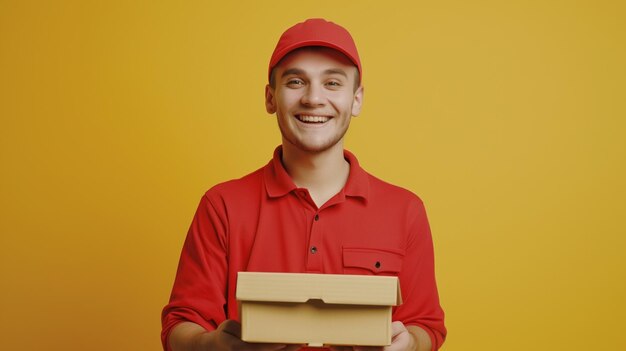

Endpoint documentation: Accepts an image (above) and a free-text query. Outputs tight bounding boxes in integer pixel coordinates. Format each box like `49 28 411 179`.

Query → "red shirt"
162 147 446 350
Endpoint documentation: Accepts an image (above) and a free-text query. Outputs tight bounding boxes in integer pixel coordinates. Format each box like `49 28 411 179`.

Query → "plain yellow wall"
1 1 625 350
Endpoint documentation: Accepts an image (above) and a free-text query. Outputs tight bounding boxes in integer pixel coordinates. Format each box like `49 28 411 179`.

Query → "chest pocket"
342 247 405 276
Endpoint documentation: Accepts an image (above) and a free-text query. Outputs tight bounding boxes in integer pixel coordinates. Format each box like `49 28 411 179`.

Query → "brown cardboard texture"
236 272 402 347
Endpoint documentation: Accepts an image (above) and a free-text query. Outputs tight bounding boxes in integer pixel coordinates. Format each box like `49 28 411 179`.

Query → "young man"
162 18 446 351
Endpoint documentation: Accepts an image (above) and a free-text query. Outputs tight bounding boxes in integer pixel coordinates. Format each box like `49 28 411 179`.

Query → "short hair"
269 47 361 92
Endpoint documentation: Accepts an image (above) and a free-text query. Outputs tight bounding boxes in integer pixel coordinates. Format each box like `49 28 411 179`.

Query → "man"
162 18 446 351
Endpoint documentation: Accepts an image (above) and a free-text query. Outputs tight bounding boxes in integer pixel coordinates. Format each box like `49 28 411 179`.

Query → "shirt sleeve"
161 193 229 351
392 198 446 351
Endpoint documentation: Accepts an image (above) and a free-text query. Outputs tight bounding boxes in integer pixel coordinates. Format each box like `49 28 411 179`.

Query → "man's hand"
169 320 303 351
386 321 415 351
208 320 302 351
330 321 431 351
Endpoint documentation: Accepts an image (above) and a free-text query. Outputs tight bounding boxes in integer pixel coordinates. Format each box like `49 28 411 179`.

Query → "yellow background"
1 1 625 350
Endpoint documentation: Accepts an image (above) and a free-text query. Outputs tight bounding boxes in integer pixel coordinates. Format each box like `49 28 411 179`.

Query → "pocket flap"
343 247 404 274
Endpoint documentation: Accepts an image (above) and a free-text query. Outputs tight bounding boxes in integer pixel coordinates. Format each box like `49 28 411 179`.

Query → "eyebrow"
280 68 349 79
323 68 348 78
281 68 305 78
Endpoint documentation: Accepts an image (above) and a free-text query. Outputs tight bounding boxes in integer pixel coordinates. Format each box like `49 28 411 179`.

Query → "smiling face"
265 47 363 155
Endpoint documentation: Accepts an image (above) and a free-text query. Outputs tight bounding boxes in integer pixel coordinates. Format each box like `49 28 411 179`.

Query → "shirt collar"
264 146 370 201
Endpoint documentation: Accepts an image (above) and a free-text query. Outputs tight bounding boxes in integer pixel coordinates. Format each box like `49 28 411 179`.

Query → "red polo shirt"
162 147 446 350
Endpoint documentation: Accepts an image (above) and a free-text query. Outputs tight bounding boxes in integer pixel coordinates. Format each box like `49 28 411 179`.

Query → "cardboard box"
236 272 402 347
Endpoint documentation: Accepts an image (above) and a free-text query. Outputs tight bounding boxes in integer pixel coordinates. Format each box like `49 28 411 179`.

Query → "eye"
286 78 305 87
325 80 343 89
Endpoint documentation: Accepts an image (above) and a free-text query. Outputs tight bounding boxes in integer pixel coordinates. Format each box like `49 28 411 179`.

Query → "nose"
301 84 325 106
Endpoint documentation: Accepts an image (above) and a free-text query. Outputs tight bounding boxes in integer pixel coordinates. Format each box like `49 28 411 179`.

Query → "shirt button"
310 246 318 254
314 214 319 221
375 261 381 269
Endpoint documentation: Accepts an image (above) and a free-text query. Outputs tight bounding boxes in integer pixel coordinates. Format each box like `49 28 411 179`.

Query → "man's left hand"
330 321 417 351
385 321 416 351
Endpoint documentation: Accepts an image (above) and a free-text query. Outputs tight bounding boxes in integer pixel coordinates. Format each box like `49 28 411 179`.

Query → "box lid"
236 272 402 306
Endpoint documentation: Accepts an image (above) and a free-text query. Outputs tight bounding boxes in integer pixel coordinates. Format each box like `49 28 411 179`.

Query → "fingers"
385 322 410 351
390 321 407 338
217 320 301 351
219 319 243 338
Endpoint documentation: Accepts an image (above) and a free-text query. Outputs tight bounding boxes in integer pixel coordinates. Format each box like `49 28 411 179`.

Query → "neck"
281 142 350 207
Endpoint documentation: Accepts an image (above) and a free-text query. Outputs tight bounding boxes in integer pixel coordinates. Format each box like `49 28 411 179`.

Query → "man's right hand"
169 320 303 351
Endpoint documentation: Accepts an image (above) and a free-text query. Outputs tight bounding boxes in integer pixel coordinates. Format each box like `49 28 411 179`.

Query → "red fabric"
268 18 362 82
161 146 446 350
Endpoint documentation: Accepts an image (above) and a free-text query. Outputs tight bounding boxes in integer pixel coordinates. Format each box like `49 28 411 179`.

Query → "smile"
296 115 331 123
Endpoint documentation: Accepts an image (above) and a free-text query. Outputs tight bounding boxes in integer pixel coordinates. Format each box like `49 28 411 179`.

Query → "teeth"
298 115 330 123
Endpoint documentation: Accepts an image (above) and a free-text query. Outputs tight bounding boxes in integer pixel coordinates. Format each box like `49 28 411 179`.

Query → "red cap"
268 18 362 83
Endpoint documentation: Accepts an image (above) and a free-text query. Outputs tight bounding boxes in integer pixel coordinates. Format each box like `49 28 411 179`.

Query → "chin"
294 140 343 154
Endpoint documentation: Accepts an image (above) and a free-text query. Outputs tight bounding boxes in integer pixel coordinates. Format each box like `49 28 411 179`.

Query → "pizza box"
236 272 402 347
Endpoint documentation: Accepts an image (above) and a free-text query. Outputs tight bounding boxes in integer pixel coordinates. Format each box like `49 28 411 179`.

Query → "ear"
351 85 364 117
265 84 276 114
